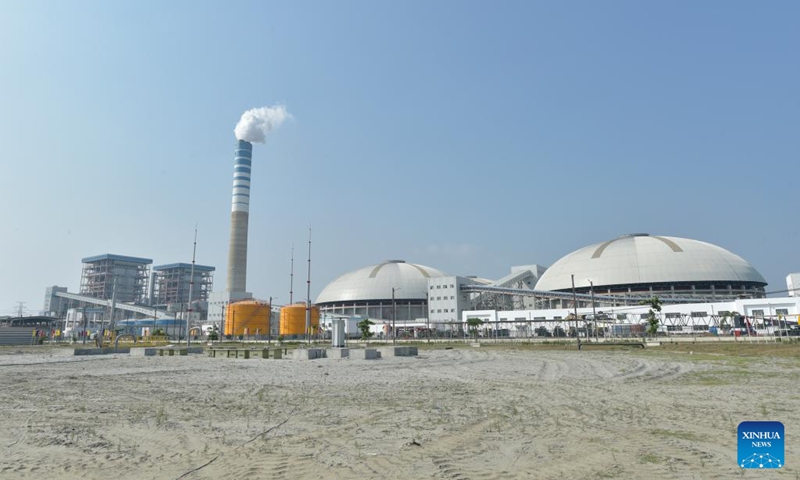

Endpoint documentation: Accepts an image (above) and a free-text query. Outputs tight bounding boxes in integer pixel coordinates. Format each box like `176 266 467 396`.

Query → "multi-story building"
80 254 152 304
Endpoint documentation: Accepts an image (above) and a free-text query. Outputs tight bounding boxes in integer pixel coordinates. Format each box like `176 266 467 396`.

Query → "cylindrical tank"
225 300 270 337
280 304 320 337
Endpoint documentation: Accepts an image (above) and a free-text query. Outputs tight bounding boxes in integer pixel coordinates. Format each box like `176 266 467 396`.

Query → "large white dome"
316 260 449 304
535 234 767 292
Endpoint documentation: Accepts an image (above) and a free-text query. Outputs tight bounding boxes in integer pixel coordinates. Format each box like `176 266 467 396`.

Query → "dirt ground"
0 343 798 479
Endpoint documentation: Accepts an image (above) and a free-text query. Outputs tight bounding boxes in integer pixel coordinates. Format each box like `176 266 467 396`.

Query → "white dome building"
316 260 449 321
535 234 767 299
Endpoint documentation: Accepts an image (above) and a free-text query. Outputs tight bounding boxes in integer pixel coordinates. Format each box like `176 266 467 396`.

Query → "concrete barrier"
73 347 131 356
349 348 378 360
327 348 349 359
132 347 203 357
292 348 325 360
378 346 419 357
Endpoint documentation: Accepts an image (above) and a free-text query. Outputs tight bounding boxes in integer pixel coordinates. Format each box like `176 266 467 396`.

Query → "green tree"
358 318 374 340
467 318 484 340
640 297 662 336
535 326 550 337
207 325 219 341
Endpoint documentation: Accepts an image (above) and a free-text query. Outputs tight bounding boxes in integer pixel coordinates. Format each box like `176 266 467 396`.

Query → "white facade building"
463 297 800 338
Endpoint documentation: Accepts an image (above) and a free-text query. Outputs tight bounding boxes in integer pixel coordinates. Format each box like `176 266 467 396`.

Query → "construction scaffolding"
80 254 152 304
151 263 215 308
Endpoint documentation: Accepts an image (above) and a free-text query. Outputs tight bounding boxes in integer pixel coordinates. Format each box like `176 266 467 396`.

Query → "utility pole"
82 306 87 345
305 227 312 344
289 244 294 305
571 275 581 350
187 226 198 347
108 275 117 347
590 280 598 342
426 291 430 344
392 287 397 345
220 304 226 342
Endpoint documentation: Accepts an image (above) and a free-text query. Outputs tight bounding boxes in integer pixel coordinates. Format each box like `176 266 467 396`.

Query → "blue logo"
738 421 784 469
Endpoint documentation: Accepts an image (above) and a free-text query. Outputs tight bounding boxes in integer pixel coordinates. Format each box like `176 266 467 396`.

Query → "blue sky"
1 0 798 314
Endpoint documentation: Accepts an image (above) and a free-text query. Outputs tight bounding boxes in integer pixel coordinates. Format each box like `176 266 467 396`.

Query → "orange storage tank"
225 300 270 337
279 303 320 337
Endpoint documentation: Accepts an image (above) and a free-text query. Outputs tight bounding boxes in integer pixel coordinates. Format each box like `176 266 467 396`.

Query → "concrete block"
73 348 101 356
349 348 378 360
168 349 175 356
130 348 158 357
179 348 188 356
379 346 417 357
292 348 325 360
238 349 250 359
261 349 269 359
327 348 349 359
407 346 418 356
273 349 283 359
227 349 236 358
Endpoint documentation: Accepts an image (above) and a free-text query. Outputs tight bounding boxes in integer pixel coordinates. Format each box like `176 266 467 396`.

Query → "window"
617 314 627 320
640 314 650 320
665 313 681 319
451 309 456 312
450 296 454 300
693 325 709 331
436 297 441 300
752 309 764 318
436 285 441 289
450 284 454 288
534 317 545 321
430 286 434 290
667 325 681 331
553 316 562 320
437 309 442 313
691 311 707 318
776 308 789 316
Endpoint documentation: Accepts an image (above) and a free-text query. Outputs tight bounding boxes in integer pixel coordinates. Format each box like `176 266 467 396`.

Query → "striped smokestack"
227 139 252 292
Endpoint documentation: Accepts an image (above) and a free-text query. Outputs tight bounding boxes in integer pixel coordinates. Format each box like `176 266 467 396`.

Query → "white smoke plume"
234 104 291 143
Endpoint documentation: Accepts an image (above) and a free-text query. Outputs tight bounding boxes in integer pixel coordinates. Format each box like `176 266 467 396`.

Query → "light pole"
268 297 276 343
571 275 581 350
589 280 597 342
426 291 430 344
392 287 397 345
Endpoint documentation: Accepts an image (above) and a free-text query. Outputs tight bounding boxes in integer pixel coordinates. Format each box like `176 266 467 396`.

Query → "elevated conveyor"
54 291 174 319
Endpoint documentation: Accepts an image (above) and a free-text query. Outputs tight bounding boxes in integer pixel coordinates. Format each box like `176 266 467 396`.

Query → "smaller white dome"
316 260 448 304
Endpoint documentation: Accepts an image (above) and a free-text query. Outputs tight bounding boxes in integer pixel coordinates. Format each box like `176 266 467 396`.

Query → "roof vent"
619 233 649 238
385 260 406 263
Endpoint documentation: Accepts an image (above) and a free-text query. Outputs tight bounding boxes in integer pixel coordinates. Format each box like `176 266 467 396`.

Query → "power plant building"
534 234 767 303
315 260 448 322
462 234 795 337
151 263 215 307
80 254 152 304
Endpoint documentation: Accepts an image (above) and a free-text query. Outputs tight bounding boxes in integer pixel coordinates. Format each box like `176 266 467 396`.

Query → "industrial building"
461 234 798 337
312 234 798 339
534 234 767 302
315 260 448 323
80 254 153 304
151 263 215 308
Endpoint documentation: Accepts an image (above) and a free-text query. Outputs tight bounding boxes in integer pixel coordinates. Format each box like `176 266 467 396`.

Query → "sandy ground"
0 345 798 480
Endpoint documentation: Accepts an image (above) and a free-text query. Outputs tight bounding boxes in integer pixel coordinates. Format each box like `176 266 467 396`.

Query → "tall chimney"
227 139 252 292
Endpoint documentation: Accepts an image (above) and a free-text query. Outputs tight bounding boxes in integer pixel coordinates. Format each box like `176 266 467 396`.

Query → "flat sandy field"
0 342 798 479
